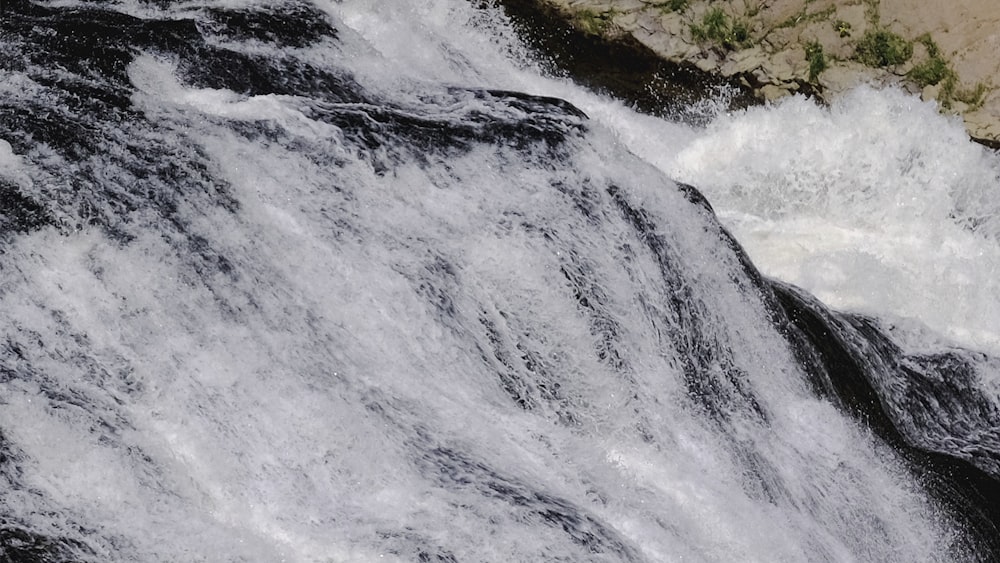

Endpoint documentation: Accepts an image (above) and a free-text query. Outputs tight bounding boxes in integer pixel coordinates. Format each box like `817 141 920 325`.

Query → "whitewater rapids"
0 0 998 561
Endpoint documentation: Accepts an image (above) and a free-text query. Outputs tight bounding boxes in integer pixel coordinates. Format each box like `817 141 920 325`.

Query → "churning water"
1 0 999 561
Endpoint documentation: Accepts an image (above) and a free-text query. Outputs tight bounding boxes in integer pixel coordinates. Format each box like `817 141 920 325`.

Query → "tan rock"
817 64 870 96
922 83 942 103
759 0 806 29
565 0 617 10
613 10 640 27
656 11 687 36
966 106 1000 141
719 47 767 76
608 0 644 9
760 48 807 83
540 0 1000 144
758 83 795 101
694 54 721 73
881 0 1000 87
833 3 869 39
632 14 700 60
764 27 799 51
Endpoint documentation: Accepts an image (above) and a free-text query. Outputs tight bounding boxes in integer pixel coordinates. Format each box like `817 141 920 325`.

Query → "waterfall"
1 0 997 560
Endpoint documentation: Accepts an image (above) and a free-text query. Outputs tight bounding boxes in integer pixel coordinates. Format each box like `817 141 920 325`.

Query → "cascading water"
1 0 998 561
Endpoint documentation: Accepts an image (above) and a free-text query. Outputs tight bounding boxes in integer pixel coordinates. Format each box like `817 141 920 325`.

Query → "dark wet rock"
421 447 643 561
0 524 93 563
0 181 51 236
492 0 757 124
203 1 337 48
774 281 1000 560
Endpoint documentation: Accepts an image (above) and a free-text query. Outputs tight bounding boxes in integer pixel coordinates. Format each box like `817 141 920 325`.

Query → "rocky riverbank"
507 0 1000 146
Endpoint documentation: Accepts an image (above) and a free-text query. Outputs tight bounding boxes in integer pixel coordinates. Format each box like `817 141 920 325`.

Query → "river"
1 0 998 560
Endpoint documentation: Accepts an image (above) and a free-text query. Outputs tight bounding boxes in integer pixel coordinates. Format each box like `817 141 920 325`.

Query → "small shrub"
909 57 951 87
834 20 851 37
691 7 752 50
730 18 750 46
916 33 939 57
908 35 954 89
805 41 827 82
935 75 986 111
696 7 729 40
855 29 912 67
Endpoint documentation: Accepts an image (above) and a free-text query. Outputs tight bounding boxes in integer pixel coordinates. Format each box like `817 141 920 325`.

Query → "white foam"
649 87 1000 354
0 1 983 561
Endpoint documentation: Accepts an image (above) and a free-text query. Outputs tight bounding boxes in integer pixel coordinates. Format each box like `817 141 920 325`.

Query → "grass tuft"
691 7 752 50
855 29 912 67
909 57 951 87
805 41 827 82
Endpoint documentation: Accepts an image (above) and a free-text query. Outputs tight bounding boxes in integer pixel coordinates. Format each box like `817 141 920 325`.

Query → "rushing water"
1 0 999 561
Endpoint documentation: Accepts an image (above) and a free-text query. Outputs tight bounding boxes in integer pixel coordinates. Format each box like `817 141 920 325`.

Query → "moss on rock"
854 29 912 67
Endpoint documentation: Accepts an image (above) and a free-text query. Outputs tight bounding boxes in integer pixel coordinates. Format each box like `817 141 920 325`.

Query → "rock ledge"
520 0 1000 146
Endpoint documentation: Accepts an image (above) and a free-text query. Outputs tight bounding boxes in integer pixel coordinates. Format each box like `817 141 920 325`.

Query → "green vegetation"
908 34 950 86
956 83 988 108
854 29 912 67
662 0 991 117
690 7 752 50
692 7 728 43
940 78 987 110
655 0 689 12
909 56 951 87
917 32 940 57
573 8 618 36
805 41 827 82
834 20 852 38
895 34 986 111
